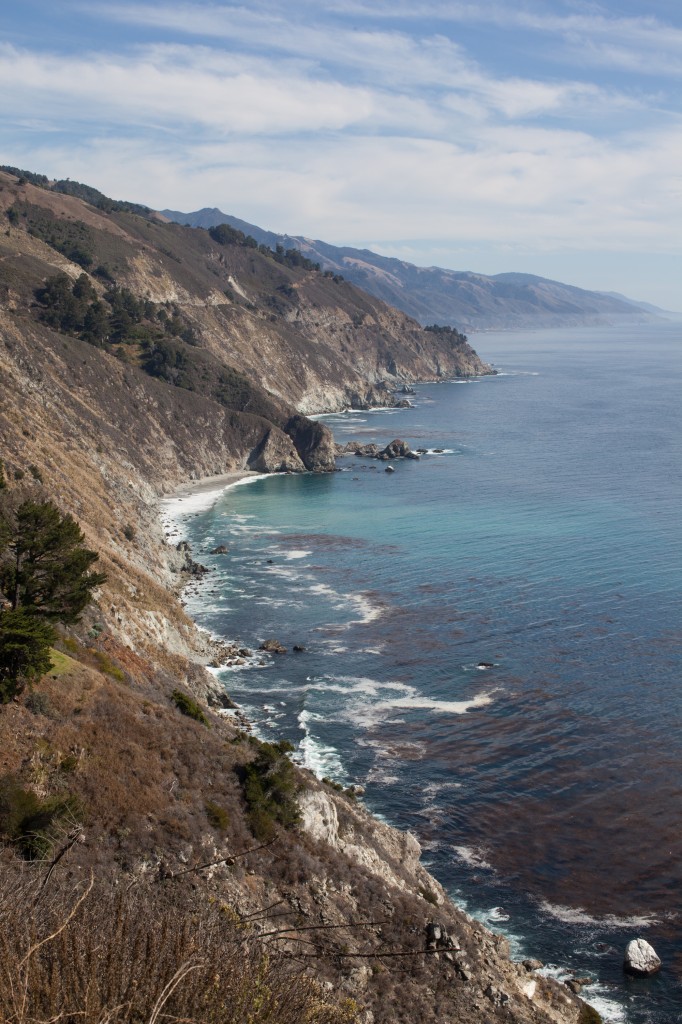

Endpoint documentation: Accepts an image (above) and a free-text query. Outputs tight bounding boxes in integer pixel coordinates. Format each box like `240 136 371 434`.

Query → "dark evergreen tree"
0 499 106 623
209 222 245 246
35 273 81 331
0 610 56 703
72 272 97 303
81 300 110 346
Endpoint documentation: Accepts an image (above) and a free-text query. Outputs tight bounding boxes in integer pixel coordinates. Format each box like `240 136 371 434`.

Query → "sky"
2 1 682 308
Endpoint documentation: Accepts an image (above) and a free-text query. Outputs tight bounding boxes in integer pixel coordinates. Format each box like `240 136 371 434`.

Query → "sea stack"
623 938 661 976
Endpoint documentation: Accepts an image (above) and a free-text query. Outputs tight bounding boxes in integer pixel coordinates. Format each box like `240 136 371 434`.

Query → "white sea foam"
487 907 510 922
456 896 527 959
538 968 628 1024
253 596 305 610
298 674 496 730
295 710 346 781
317 675 413 698
576 988 628 1024
376 691 495 716
368 770 401 785
265 565 308 584
489 370 540 377
537 900 658 929
307 583 384 627
160 473 270 530
452 845 494 871
421 781 463 801
308 581 345 600
349 592 383 625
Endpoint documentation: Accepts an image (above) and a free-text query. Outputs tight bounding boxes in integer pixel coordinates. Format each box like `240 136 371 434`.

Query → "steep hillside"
0 170 596 1024
165 206 661 330
0 171 491 422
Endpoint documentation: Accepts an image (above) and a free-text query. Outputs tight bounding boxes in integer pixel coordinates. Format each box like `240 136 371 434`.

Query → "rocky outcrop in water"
259 638 288 654
336 438 420 461
284 415 337 472
247 428 306 473
624 939 661 976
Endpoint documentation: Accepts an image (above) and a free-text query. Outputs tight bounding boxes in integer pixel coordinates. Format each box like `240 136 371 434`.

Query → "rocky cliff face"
0 171 492 429
0 170 592 1024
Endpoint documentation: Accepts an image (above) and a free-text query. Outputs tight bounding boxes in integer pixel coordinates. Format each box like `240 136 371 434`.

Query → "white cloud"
14 119 682 255
0 43 392 135
99 1 682 62
4 1 682 306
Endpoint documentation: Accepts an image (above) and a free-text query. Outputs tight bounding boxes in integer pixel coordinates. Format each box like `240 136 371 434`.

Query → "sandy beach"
169 470 259 499
159 470 271 535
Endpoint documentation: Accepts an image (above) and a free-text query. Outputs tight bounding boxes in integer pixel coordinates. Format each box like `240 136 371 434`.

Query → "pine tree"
0 610 56 703
0 500 106 622
0 498 106 703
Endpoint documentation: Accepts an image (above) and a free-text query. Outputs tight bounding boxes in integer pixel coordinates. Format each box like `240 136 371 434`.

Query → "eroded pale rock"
624 938 661 976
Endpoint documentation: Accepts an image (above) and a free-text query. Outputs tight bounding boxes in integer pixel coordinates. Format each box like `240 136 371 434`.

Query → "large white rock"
623 938 661 976
298 789 427 892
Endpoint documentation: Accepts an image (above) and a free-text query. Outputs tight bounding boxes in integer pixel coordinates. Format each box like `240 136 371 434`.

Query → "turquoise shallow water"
176 323 682 1023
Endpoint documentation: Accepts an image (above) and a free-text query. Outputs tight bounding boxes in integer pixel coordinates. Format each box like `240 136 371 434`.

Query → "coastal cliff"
163 206 663 332
0 169 595 1023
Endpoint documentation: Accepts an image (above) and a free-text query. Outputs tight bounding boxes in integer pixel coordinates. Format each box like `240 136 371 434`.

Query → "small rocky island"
336 438 422 461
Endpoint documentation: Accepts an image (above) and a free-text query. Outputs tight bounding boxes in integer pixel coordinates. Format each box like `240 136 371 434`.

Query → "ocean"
164 322 682 1024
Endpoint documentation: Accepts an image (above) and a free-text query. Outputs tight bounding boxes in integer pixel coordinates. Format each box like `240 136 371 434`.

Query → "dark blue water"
172 324 682 1023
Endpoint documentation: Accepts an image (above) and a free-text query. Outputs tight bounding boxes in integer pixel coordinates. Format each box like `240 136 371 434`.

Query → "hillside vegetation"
164 205 662 331
0 168 594 1024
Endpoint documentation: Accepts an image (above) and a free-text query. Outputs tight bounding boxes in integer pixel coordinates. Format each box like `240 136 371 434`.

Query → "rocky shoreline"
156 459 602 1024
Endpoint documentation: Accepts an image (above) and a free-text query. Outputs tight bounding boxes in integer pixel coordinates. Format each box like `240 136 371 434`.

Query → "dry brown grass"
0 867 357 1024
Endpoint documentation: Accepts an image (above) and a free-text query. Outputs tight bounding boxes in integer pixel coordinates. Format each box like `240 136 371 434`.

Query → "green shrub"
205 800 229 831
0 775 80 859
241 740 299 841
24 691 52 717
59 635 80 655
122 524 136 541
171 689 209 726
0 610 56 703
59 753 80 774
90 650 124 682
94 264 115 283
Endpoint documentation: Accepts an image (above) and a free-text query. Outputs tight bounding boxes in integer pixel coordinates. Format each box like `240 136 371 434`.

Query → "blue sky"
2 1 682 308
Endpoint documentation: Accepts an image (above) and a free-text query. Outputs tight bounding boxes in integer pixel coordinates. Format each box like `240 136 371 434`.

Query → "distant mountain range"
162 207 668 331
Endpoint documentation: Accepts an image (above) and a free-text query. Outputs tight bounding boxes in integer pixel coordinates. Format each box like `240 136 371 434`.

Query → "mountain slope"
0 169 594 1024
0 175 490 423
163 207 661 330
0 164 491 662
